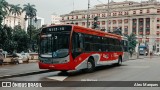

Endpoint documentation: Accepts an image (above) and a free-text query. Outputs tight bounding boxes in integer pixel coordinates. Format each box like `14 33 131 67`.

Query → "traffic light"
92 16 98 29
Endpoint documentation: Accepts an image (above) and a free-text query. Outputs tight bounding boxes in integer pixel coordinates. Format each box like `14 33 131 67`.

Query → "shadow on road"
57 64 128 77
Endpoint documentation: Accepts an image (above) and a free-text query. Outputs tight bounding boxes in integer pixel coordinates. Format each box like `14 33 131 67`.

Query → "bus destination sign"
42 26 72 33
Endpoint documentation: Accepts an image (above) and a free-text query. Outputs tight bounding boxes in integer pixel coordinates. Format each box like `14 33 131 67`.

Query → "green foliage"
0 0 39 53
27 25 40 52
23 3 37 18
0 0 9 26
12 25 30 52
126 33 138 51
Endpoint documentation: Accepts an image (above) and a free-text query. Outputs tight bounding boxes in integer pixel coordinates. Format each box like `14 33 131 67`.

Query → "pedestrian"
0 49 4 65
145 50 148 56
150 52 152 59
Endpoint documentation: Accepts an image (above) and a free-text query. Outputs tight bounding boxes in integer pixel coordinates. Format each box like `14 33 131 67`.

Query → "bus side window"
72 32 83 59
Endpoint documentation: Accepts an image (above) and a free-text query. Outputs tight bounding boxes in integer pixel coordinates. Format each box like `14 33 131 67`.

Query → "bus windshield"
40 32 70 58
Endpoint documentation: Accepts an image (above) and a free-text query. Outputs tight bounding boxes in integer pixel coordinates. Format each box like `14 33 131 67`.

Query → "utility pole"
71 0 75 24
106 0 110 32
87 0 90 28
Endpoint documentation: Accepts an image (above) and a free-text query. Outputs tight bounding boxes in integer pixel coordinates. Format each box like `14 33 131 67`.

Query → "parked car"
11 52 30 64
154 52 160 56
0 49 4 65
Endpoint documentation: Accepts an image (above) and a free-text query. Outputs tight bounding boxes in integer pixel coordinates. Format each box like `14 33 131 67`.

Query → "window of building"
113 12 117 16
124 19 128 23
113 20 116 24
124 11 129 15
118 20 122 24
82 22 85 26
118 12 123 16
87 15 90 18
133 11 136 14
108 13 111 16
92 14 95 18
75 22 78 25
88 22 90 26
140 10 143 14
72 16 74 19
67 16 69 20
147 9 150 13
108 20 111 24
82 15 85 19
76 16 78 19
102 13 105 17
157 9 160 13
97 14 100 17
157 18 160 22
62 17 64 20
157 24 160 29
102 21 105 25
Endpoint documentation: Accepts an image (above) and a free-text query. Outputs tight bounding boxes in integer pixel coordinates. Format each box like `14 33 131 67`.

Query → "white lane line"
47 76 68 81
0 69 9 70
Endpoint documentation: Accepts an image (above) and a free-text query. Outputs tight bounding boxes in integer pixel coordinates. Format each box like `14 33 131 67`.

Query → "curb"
0 70 53 79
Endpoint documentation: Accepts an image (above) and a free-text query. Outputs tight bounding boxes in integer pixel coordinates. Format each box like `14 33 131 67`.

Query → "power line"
97 0 105 5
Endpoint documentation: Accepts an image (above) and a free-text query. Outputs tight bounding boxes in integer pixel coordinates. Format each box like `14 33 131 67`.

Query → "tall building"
60 0 160 53
2 12 26 29
25 16 45 31
51 13 61 25
32 16 44 29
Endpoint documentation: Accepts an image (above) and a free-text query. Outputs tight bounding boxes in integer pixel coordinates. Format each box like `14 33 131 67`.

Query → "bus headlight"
60 60 69 63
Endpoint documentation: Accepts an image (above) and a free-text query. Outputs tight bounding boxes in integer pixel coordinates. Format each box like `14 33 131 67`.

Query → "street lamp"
106 0 110 32
24 15 37 52
87 0 90 28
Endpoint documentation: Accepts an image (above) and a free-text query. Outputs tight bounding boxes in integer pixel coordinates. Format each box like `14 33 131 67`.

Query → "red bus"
38 25 129 72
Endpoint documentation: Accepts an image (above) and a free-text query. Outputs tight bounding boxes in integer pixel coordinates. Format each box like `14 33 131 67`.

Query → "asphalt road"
0 57 160 90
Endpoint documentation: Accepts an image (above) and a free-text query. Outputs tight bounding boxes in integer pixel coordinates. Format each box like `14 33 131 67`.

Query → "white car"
154 52 160 56
14 52 30 63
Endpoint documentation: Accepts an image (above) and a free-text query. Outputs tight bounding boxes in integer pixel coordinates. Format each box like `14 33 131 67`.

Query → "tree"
23 3 37 51
126 33 138 56
0 25 14 53
13 26 29 52
27 25 40 52
9 4 22 26
23 3 37 18
0 0 9 26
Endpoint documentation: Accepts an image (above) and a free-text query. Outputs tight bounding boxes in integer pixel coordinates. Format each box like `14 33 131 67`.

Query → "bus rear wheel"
60 70 68 73
84 58 95 73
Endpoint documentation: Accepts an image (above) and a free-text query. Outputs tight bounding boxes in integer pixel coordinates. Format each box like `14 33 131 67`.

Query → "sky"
6 0 142 24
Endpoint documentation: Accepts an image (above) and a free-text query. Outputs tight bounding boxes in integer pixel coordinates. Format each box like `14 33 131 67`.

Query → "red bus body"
38 25 128 71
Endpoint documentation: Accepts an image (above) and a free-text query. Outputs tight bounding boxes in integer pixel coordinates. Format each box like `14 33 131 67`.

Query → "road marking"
0 69 9 70
47 76 68 81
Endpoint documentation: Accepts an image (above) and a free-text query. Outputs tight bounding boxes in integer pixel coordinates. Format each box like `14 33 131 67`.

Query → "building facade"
51 13 61 25
2 12 26 29
60 0 160 53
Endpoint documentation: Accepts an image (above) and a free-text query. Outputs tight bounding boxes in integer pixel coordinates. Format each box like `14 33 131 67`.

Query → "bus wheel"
60 70 68 74
117 56 122 66
85 58 95 73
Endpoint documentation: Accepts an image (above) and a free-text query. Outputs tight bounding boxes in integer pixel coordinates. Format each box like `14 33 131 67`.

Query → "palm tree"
9 4 22 27
0 0 9 25
23 3 37 18
22 3 37 51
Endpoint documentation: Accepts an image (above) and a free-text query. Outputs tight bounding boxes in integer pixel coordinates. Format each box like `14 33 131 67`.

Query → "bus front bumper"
38 62 75 71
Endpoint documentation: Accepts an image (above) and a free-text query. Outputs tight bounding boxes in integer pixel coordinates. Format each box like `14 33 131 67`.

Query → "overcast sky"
6 0 143 24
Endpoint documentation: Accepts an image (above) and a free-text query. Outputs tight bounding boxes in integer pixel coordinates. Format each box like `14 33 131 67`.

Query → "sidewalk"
129 54 160 60
0 62 51 79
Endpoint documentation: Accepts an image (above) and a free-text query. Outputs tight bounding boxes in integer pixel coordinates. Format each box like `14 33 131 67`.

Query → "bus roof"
43 24 122 40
